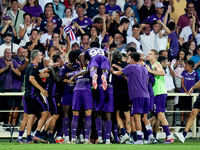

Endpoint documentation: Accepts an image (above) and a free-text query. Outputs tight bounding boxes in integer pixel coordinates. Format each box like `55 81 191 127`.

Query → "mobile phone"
130 9 133 14
112 11 116 17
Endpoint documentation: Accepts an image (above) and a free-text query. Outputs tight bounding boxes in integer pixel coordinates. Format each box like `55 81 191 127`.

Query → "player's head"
147 49 158 61
127 52 140 64
109 42 117 52
157 56 168 69
68 50 80 65
52 52 65 67
112 49 122 63
185 60 195 71
90 41 100 48
126 47 136 56
30 49 41 63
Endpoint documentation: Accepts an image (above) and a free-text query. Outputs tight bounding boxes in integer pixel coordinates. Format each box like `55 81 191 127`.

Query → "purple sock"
90 70 97 78
102 119 106 139
95 118 102 137
183 131 187 138
35 130 40 136
113 122 118 140
84 116 91 139
137 134 143 140
105 121 112 140
19 130 24 137
63 117 70 136
144 130 148 141
102 72 108 79
162 125 171 136
147 129 153 136
71 116 79 139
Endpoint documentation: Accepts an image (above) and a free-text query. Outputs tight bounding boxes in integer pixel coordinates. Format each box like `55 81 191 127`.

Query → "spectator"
25 29 45 69
121 5 138 36
124 0 140 24
82 0 99 19
143 2 165 23
71 6 93 31
169 0 187 25
105 0 122 16
22 0 42 22
137 0 156 23
171 49 186 92
185 41 197 60
6 0 25 43
153 20 170 52
178 60 199 132
0 33 19 57
113 33 126 52
176 2 199 34
93 3 110 21
138 22 155 56
19 13 35 47
0 13 17 44
110 18 130 44
52 0 66 19
190 45 200 79
85 18 103 35
191 0 200 19
38 0 52 12
40 6 63 36
40 21 55 47
80 34 90 50
126 24 141 51
0 48 21 128
192 15 200 47
167 22 179 61
179 16 194 46
62 8 74 26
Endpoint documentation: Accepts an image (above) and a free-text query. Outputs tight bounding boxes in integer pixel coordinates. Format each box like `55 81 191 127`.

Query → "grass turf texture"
0 139 200 150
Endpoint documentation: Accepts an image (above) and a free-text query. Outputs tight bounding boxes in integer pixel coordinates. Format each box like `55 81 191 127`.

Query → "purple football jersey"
84 47 107 60
180 70 199 93
122 64 149 99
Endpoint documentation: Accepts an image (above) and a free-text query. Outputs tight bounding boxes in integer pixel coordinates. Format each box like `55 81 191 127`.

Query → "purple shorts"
154 94 167 114
47 96 62 115
94 86 114 112
131 97 150 115
72 90 93 110
88 55 110 71
22 96 28 114
61 88 73 106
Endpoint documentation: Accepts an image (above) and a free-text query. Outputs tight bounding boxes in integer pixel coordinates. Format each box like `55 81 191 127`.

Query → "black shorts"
179 96 192 110
193 94 200 109
25 94 48 115
47 96 62 115
114 89 130 112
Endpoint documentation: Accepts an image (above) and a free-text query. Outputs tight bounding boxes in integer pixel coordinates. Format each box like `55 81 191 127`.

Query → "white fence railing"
0 92 199 138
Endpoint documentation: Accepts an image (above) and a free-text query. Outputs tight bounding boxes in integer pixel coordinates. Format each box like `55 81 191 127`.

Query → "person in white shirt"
120 5 138 36
62 8 74 26
153 20 170 52
0 33 19 57
19 13 35 47
179 16 194 46
137 22 155 56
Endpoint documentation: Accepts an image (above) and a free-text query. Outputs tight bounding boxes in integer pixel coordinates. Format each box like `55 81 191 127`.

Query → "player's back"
84 47 107 60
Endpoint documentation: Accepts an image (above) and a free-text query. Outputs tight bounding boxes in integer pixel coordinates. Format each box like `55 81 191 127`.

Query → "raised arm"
146 63 165 76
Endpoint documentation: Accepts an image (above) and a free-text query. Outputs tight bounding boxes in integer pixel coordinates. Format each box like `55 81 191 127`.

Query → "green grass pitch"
0 139 200 150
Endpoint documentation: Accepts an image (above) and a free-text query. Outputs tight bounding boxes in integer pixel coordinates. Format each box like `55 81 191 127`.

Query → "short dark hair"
98 3 105 8
81 34 89 40
185 60 195 68
109 42 117 49
52 52 62 63
125 5 132 11
30 29 39 35
23 12 32 19
112 49 122 62
94 18 103 24
90 41 100 48
126 47 136 53
167 22 175 31
186 2 194 8
64 7 72 13
143 21 152 28
159 50 167 56
120 18 130 25
132 24 139 29
129 52 140 62
157 56 168 64
11 0 18 3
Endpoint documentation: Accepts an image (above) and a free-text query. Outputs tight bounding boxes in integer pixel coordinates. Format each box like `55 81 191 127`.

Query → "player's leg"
130 116 138 142
104 112 112 144
134 113 143 144
90 66 98 89
47 114 59 143
142 114 154 144
26 114 35 143
101 69 109 90
84 109 92 144
95 111 103 143
17 113 28 143
71 111 79 144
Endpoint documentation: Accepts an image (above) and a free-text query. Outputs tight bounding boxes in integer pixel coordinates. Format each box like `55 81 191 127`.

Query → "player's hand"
68 77 75 84
41 89 48 97
188 88 194 96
